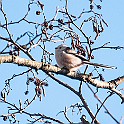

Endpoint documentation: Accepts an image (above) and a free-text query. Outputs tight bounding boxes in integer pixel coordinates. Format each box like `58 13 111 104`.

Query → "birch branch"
0 55 124 103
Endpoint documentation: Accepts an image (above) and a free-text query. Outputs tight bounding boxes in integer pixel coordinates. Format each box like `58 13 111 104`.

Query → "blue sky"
0 0 124 124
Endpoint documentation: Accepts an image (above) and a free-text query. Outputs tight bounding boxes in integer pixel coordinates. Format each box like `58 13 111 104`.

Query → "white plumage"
55 44 115 71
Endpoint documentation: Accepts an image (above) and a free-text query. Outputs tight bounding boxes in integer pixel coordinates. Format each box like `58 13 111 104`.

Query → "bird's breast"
55 51 82 69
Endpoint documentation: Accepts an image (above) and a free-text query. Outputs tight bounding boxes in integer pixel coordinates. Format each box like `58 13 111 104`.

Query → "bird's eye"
59 47 62 49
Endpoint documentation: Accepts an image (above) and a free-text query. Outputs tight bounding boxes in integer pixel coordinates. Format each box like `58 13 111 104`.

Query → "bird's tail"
83 61 116 69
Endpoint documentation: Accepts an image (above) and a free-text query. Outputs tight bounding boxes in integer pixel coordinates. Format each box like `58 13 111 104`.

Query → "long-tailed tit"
55 44 115 71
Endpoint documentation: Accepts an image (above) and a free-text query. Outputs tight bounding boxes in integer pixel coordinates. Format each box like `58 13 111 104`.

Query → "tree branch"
0 98 64 124
0 55 124 103
46 72 100 124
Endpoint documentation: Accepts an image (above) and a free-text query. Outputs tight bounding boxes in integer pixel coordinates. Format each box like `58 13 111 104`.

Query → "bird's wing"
64 47 115 69
64 47 88 61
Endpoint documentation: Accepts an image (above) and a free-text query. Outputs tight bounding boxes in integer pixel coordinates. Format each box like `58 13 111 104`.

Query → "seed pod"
21 45 27 49
58 19 64 24
90 5 94 10
42 29 46 34
49 24 53 30
91 55 94 59
3 116 8 121
44 21 48 27
36 11 41 15
97 5 102 9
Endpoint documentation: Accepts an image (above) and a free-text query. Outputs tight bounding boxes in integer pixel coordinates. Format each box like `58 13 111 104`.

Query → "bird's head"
55 44 68 52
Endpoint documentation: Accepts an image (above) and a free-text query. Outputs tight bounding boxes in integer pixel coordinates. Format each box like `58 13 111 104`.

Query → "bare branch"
0 55 124 103
46 72 100 124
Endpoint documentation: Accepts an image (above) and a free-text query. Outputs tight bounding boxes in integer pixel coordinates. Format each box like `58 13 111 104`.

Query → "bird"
55 44 115 71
